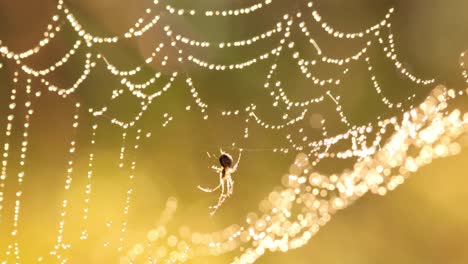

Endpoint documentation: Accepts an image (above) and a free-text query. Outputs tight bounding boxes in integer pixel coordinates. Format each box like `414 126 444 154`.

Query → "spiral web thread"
0 0 467 263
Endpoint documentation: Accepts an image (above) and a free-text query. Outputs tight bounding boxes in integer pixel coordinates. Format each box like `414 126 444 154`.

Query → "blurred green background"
0 0 467 263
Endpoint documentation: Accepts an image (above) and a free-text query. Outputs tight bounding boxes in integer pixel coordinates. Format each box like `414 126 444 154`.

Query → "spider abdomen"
219 154 233 168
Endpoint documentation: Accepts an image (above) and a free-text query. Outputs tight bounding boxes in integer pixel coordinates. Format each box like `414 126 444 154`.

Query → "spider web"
0 0 467 263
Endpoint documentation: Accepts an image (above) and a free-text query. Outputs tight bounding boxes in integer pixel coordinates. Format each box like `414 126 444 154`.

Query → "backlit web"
0 0 467 263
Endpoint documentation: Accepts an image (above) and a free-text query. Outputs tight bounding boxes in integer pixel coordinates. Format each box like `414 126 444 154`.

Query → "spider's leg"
228 177 234 194
230 178 234 194
220 177 225 196
225 178 230 196
210 193 225 210
197 184 221 193
211 165 222 173
210 201 223 215
232 149 243 172
209 192 227 216
198 169 223 192
207 175 224 200
225 176 230 195
197 177 222 193
209 178 225 208
210 195 230 215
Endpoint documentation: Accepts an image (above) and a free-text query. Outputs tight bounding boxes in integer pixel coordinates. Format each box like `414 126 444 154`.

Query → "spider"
198 148 242 216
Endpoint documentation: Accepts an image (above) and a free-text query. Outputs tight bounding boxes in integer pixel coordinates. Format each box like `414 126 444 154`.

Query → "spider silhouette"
198 148 242 215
